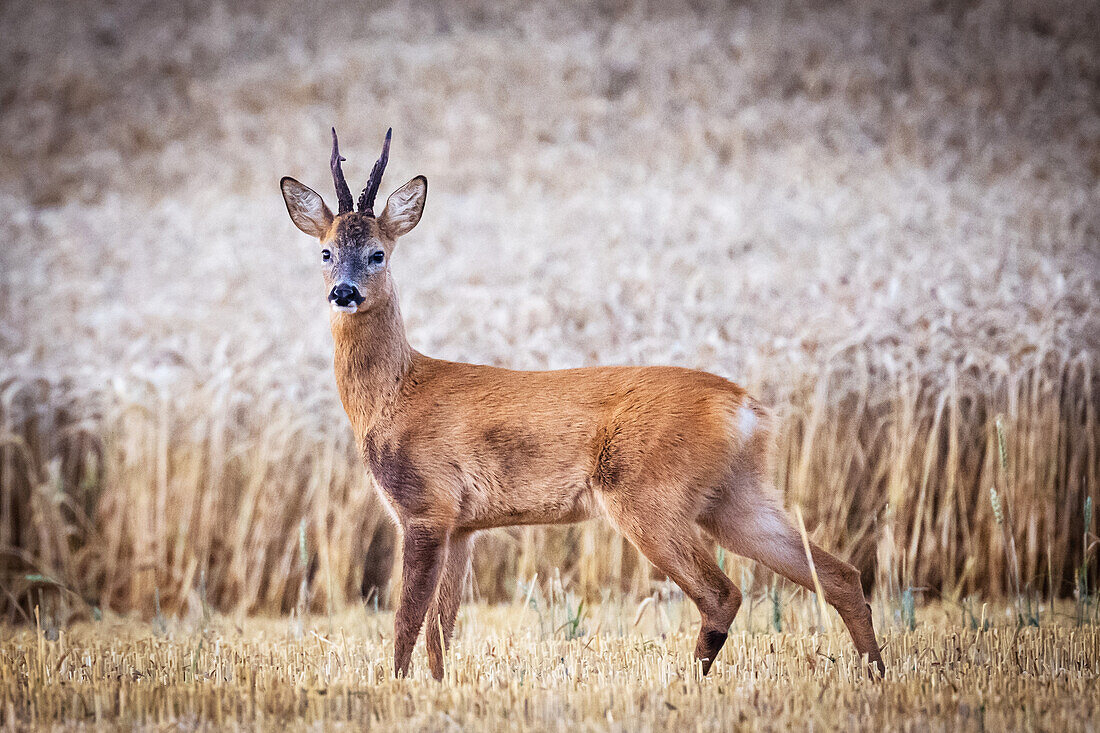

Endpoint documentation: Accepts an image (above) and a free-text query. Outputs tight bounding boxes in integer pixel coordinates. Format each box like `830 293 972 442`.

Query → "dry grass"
1 0 1099 619
3 599 1099 730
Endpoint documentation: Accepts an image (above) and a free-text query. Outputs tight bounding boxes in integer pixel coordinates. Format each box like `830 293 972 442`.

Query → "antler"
358 128 392 215
330 127 354 214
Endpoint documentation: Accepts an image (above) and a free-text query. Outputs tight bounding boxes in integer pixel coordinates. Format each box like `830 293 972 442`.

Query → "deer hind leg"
425 530 474 681
603 496 741 675
393 522 447 678
699 493 885 674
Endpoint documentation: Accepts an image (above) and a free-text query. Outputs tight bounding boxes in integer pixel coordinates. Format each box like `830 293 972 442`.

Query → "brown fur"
281 150 885 680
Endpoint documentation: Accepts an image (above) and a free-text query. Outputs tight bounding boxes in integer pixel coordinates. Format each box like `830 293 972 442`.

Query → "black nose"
329 283 364 307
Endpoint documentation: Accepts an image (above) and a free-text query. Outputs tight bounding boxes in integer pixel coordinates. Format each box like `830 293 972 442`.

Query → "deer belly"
459 472 598 530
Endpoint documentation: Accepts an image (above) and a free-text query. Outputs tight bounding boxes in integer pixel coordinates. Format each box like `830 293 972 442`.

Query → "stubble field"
4 599 1100 730
2 0 1097 618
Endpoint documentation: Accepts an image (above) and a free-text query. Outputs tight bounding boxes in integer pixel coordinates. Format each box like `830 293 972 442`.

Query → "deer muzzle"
329 282 365 313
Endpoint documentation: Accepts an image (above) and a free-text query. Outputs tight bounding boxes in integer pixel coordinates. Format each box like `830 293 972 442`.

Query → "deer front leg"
394 522 446 678
426 530 474 680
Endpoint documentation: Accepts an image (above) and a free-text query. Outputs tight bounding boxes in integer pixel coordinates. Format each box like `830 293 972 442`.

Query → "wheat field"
2 0 1099 728
1 0 1098 675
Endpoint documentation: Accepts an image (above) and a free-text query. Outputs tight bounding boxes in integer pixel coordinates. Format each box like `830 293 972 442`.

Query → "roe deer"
280 128 885 680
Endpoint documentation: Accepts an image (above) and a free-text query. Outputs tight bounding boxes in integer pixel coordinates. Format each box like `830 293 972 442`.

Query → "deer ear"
280 177 334 238
378 176 427 239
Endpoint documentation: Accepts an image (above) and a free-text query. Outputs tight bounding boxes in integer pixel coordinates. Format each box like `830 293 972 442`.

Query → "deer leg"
393 522 446 678
425 530 474 681
604 498 741 675
701 498 885 674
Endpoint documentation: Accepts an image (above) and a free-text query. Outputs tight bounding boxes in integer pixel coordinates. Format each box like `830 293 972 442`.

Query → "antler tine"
358 127 392 215
330 127 354 214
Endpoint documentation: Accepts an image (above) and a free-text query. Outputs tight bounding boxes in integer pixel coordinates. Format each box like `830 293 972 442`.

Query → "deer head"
280 128 427 314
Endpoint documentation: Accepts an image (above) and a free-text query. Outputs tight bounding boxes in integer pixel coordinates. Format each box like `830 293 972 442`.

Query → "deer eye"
321 249 331 262
370 251 385 265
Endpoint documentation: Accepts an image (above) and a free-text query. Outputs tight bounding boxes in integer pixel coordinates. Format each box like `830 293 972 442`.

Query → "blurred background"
1 0 1097 622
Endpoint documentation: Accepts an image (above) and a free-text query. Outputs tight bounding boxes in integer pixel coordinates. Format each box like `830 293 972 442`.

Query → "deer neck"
330 289 413 439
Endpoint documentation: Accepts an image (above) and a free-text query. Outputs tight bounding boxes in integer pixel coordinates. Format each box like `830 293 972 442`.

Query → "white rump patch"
737 406 759 438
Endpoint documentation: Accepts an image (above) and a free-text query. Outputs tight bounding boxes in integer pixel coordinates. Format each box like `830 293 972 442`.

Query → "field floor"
2 0 1098 619
2 599 1098 731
